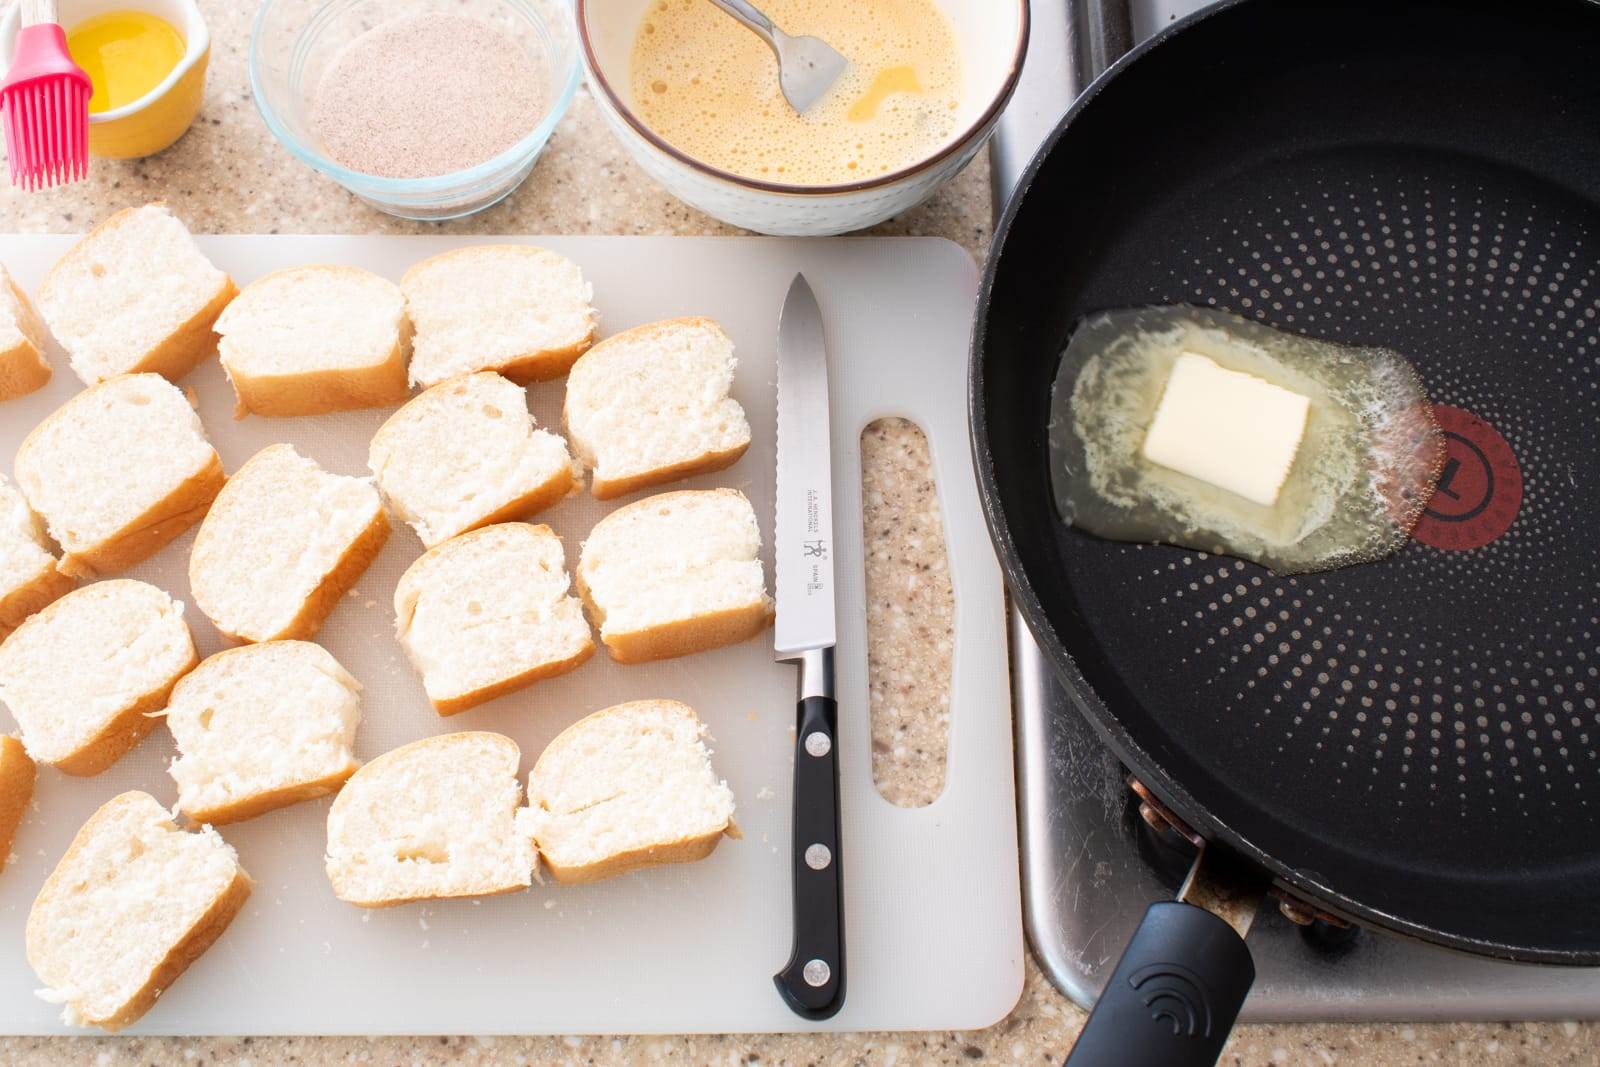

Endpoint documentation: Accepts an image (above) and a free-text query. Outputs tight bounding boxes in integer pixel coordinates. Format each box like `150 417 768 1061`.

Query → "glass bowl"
249 0 579 220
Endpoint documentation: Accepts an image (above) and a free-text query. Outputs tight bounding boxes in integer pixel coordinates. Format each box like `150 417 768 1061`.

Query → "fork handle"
20 0 60 28
705 0 780 47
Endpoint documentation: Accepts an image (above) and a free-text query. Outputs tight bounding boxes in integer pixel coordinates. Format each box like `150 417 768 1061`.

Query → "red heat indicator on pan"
1411 404 1522 551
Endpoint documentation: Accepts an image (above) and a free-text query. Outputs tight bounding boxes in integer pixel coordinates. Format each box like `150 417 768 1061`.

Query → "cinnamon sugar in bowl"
250 0 579 220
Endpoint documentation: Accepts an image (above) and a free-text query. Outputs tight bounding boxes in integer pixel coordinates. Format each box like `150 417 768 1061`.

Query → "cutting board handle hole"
861 417 953 809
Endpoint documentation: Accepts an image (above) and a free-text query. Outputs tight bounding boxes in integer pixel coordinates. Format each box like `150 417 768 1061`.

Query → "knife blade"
772 273 845 1021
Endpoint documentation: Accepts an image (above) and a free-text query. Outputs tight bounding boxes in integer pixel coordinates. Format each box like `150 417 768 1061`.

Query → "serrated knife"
772 273 845 1020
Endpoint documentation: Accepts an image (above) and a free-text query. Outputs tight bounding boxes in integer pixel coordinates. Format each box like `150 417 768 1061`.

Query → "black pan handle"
773 693 845 1019
1064 902 1255 1067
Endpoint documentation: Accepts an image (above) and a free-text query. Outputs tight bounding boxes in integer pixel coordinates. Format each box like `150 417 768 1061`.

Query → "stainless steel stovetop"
991 0 1600 1021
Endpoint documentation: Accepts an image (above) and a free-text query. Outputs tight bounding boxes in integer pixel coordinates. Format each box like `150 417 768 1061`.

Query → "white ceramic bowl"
576 0 1028 236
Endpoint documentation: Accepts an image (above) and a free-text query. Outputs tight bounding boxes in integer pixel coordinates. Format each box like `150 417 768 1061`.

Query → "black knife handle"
774 693 846 1020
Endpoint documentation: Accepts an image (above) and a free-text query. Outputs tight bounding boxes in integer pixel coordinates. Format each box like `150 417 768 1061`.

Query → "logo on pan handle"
1127 962 1214 1038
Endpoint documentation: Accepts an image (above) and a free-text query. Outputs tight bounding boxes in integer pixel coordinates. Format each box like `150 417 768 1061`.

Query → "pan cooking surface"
1070 153 1598 836
1054 151 1600 947
975 0 1600 957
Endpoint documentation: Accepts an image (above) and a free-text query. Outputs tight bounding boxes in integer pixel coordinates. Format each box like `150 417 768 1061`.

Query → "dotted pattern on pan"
1065 169 1596 824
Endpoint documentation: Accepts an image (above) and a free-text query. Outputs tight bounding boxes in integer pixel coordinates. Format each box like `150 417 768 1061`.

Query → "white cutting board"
0 236 1020 1035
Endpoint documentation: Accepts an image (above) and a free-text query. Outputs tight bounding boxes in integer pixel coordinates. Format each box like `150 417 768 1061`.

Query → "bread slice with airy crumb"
16 373 226 578
215 264 411 417
369 372 575 547
577 489 772 664
189 444 389 643
27 790 251 1031
563 318 751 499
0 580 196 776
36 203 236 386
0 735 35 875
0 474 74 639
394 523 593 715
518 700 737 885
0 263 51 401
164 641 362 825
325 732 535 907
402 245 596 389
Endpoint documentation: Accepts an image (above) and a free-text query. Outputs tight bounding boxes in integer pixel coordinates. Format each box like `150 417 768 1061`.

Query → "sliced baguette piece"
369 371 576 548
401 245 596 389
0 580 196 775
36 203 237 386
577 489 772 664
0 473 75 639
394 523 593 715
215 264 411 417
26 790 251 1031
189 444 389 643
0 263 51 401
165 641 363 825
0 735 36 874
325 732 535 907
15 373 226 578
563 317 751 500
518 699 737 885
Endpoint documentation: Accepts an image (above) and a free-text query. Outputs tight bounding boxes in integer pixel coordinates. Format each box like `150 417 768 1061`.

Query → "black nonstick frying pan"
971 0 1600 1061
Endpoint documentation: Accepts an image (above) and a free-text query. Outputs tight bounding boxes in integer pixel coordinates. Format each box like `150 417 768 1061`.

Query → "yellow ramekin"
1 0 210 159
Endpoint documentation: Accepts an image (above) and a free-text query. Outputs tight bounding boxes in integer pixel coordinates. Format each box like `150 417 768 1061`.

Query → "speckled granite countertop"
1 2 1596 1063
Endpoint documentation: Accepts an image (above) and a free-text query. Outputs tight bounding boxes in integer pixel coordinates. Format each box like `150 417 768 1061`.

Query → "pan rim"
968 0 1600 965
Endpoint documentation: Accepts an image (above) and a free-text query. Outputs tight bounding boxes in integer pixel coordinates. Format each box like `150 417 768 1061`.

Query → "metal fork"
705 0 849 113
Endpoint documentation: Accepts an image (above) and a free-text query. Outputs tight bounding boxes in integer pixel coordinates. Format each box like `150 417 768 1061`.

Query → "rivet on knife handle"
774 648 845 1019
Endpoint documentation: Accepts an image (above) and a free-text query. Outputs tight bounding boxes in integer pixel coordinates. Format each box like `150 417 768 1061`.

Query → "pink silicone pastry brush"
1 0 91 190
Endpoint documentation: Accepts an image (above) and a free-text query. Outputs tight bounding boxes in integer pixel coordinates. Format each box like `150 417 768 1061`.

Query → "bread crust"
207 508 390 644
394 524 593 714
586 601 773 665
436 466 576 544
370 375 579 545
15 377 226 579
527 700 737 884
0 735 36 874
563 317 751 499
541 829 729 885
226 345 410 417
588 443 749 501
401 245 597 389
25 791 252 1032
486 338 594 386
576 489 773 661
51 644 198 777
0 340 52 402
431 640 594 717
221 265 413 417
340 876 528 910
0 564 75 640
1 581 198 775
0 272 52 401
181 763 359 826
90 868 252 1031
55 452 226 580
190 447 391 643
118 279 237 385
166 641 362 822
39 203 236 387
326 732 531 907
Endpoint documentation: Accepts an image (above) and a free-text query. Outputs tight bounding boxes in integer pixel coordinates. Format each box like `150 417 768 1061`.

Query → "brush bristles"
3 77 88 190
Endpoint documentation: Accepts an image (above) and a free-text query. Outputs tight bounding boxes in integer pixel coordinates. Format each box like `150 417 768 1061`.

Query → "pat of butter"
1141 352 1311 507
